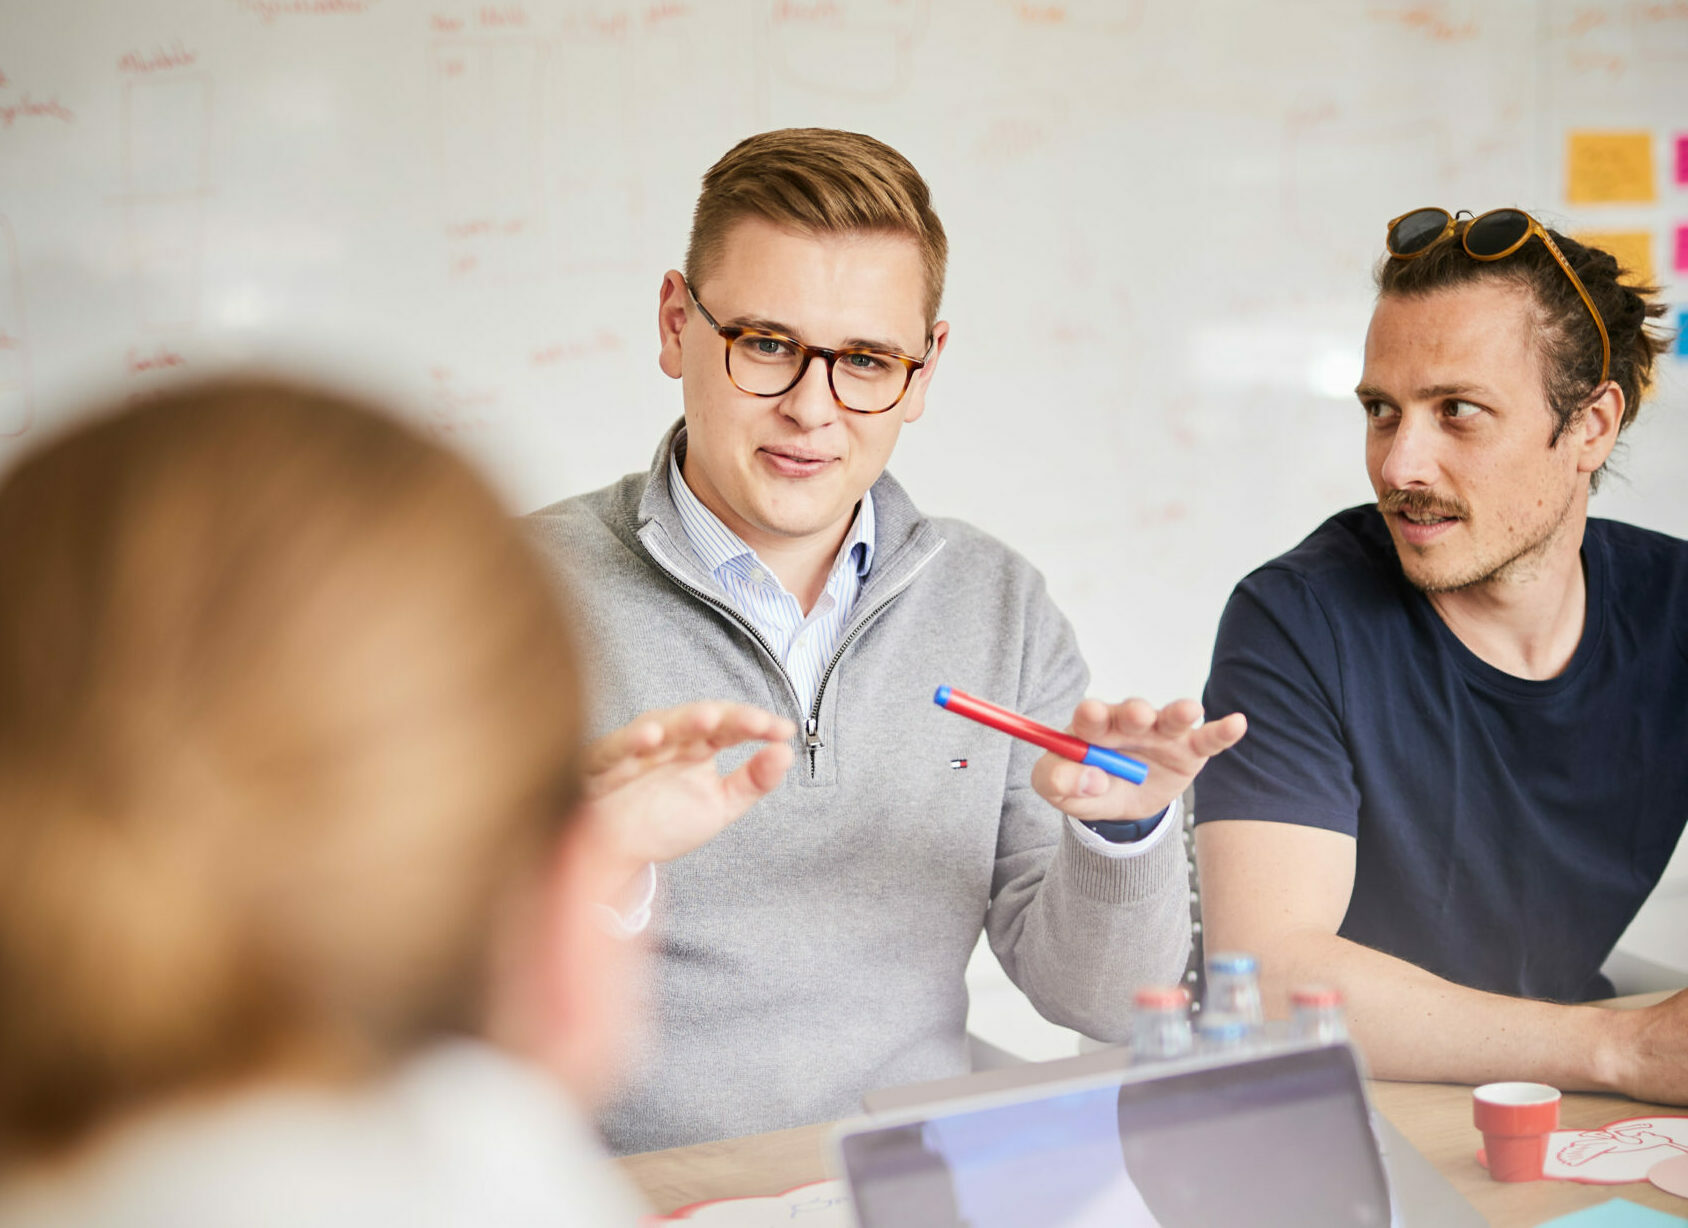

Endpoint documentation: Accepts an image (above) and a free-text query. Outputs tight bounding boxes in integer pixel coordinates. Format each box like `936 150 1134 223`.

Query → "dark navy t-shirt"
1196 506 1688 1003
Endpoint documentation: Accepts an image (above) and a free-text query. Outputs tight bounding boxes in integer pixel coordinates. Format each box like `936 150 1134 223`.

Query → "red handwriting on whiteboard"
127 345 187 375
0 331 20 351
575 11 628 36
445 219 527 239
1367 4 1479 41
241 0 378 24
118 41 199 72
1568 48 1624 73
431 13 465 31
438 54 467 76
646 2 692 24
0 95 76 128
773 0 840 20
0 67 9 88
531 331 625 365
1566 6 1605 34
477 5 529 27
1016 4 1066 22
426 366 499 437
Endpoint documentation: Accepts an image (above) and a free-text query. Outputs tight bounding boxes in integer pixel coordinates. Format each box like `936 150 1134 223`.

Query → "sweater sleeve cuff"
1057 796 1186 904
1065 795 1180 859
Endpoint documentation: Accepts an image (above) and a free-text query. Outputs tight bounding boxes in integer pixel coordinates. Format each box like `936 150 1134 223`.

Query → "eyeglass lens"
728 334 909 413
1465 210 1532 257
1389 209 1450 256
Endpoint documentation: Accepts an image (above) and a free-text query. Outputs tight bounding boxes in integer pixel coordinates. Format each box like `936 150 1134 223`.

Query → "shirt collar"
667 432 876 583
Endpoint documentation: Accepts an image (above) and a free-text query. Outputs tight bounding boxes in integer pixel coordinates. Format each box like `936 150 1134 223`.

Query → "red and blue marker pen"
933 685 1149 785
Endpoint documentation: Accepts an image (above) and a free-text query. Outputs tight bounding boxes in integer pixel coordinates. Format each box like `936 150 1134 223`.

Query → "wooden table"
619 995 1688 1225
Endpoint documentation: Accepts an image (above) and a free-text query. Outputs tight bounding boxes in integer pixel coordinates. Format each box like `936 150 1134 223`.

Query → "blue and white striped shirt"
668 450 874 718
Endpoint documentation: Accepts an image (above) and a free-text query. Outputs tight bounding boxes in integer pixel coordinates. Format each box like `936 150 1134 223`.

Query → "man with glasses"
1194 209 1688 1101
528 128 1245 1154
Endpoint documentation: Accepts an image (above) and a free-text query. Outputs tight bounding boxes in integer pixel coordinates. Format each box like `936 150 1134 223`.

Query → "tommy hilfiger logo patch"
949 758 968 769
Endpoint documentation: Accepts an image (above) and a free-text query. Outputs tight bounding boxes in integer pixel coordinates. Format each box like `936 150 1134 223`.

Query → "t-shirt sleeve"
1195 565 1361 836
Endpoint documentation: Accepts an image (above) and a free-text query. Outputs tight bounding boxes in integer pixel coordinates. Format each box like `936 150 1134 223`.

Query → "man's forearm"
1258 928 1631 1092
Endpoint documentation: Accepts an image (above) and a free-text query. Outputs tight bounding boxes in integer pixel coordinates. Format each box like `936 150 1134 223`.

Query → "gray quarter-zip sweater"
526 423 1190 1154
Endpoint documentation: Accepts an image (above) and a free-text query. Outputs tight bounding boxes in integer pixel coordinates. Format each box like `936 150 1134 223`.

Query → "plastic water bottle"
1290 984 1348 1044
1196 1011 1253 1056
1131 985 1193 1062
1205 951 1264 1031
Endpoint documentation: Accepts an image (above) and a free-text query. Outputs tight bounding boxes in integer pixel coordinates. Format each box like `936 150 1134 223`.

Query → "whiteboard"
1 0 1684 712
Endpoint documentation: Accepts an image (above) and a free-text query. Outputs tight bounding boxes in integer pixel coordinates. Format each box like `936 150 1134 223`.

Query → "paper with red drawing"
644 1179 850 1226
1479 1116 1688 1185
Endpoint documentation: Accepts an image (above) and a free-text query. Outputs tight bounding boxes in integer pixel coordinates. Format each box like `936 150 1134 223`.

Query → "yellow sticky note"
1566 131 1656 204
1572 230 1655 287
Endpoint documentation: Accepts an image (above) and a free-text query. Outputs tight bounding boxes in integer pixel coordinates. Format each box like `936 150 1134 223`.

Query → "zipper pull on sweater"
804 716 824 776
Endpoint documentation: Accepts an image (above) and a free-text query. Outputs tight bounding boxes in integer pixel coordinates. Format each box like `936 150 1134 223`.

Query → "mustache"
1378 488 1470 520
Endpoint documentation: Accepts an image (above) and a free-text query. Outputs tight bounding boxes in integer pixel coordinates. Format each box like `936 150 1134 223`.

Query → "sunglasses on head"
1384 206 1610 388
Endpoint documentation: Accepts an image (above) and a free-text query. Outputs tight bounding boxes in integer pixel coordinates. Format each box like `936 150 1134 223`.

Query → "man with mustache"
527 128 1245 1154
1193 209 1688 1100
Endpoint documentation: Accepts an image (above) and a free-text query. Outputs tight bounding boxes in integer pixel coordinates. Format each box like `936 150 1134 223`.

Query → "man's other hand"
1605 986 1688 1105
582 702 796 867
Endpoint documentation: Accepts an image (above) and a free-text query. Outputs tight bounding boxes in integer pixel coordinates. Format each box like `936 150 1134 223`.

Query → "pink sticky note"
1678 135 1688 185
1677 225 1688 274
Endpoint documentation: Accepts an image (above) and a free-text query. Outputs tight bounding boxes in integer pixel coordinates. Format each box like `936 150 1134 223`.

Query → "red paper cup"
1473 1082 1561 1182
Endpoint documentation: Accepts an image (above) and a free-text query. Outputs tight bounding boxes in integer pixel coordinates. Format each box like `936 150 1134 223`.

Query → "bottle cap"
1291 985 1343 1008
1197 1012 1250 1039
1134 985 1190 1010
1206 951 1259 976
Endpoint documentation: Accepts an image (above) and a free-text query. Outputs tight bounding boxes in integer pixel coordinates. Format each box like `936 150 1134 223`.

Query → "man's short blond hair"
684 128 948 330
0 379 586 1159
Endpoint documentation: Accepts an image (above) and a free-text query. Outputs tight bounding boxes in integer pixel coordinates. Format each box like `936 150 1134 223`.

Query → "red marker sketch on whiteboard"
765 0 930 102
646 2 694 27
0 93 76 128
127 345 188 376
1367 2 1480 42
477 4 530 28
425 366 498 440
1007 0 1145 33
239 0 380 24
0 215 34 438
540 12 643 275
430 38 545 281
119 41 199 73
122 72 212 330
530 330 624 366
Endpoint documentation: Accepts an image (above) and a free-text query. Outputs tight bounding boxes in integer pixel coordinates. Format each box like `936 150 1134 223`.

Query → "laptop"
837 1039 1483 1227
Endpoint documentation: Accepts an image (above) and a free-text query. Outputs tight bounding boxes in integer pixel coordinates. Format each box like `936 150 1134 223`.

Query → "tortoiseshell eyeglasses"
687 281 932 415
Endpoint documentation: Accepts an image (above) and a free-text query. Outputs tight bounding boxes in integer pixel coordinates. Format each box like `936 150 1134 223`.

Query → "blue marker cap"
934 684 952 707
1082 743 1150 786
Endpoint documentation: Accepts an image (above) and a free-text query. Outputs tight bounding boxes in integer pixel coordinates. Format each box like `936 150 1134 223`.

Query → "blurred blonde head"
0 378 595 1160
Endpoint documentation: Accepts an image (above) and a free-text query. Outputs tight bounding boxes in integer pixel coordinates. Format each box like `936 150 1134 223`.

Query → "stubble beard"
1382 483 1578 596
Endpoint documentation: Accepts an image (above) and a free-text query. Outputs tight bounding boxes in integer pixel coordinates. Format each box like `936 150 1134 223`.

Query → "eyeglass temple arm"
683 280 717 326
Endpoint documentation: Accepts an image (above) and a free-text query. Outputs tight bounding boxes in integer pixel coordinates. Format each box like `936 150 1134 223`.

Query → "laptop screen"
838 1045 1391 1228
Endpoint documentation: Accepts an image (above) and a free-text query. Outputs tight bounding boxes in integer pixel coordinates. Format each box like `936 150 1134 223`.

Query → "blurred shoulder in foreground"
0 378 647 1226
